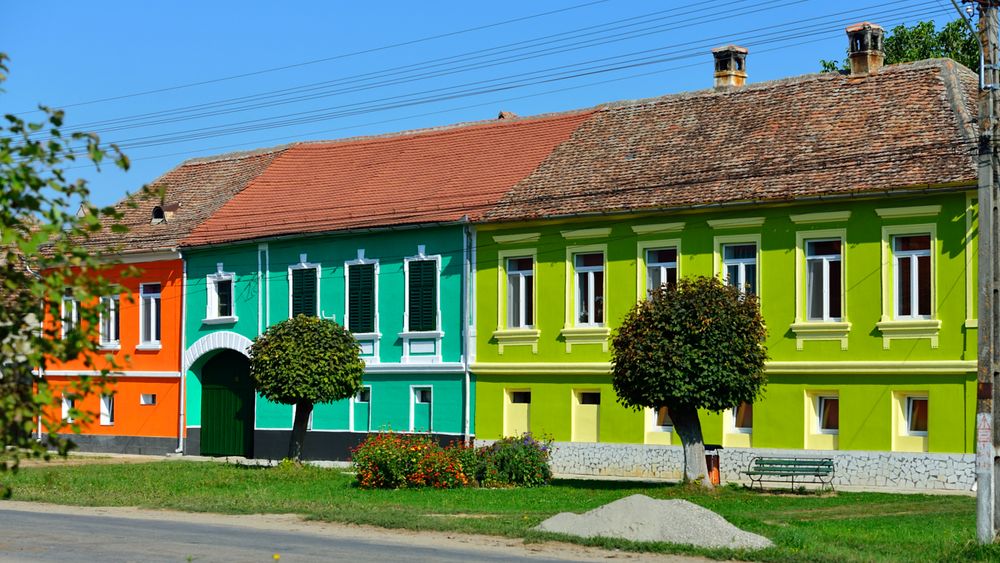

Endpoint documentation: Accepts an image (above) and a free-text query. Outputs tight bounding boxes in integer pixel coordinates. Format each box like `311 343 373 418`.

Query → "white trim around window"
401 245 444 364
713 234 762 300
100 394 115 426
60 290 79 339
344 249 381 363
98 295 120 350
287 253 321 320
493 248 540 354
138 282 162 350
636 238 681 300
205 263 238 324
877 224 940 349
561 244 609 352
790 229 850 351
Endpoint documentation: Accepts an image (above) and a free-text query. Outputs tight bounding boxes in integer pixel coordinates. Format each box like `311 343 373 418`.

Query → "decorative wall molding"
707 217 765 229
631 222 685 235
184 331 254 369
789 211 852 224
493 232 541 244
561 227 611 240
875 205 942 219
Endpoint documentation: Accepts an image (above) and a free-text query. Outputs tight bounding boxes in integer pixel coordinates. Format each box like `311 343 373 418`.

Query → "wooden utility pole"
976 0 1000 545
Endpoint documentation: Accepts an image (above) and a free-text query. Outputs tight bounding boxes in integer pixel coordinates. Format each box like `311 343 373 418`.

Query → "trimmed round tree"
248 315 364 461
611 275 768 486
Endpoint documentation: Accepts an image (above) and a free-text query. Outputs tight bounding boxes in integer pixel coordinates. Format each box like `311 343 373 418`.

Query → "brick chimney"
712 45 748 90
846 22 884 76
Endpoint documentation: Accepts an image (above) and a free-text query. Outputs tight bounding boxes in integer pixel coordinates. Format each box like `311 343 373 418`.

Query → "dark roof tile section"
86 148 286 252
184 112 593 246
485 59 979 222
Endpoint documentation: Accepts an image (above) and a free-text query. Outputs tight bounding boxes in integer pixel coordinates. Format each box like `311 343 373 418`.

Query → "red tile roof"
485 59 978 222
85 147 286 252
183 112 592 246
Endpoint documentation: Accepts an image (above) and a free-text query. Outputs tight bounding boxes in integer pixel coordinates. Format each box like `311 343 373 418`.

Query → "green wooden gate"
200 350 254 457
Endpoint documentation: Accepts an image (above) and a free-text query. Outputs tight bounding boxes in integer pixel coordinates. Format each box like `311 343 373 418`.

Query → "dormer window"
151 206 165 224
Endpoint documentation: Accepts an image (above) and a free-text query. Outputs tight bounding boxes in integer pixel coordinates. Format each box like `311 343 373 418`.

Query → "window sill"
492 328 541 354
352 332 381 340
398 330 444 339
876 319 942 349
135 343 162 352
202 316 238 325
789 321 851 351
559 326 610 352
98 343 121 352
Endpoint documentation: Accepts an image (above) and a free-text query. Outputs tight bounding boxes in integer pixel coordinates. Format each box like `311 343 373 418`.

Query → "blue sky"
4 0 959 207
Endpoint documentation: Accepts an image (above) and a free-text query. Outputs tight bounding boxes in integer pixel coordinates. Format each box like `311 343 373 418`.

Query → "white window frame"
205 263 237 323
636 238 682 301
138 282 162 349
140 393 157 406
805 238 843 322
506 255 535 329
644 246 678 295
650 406 673 433
99 295 120 349
892 234 932 320
402 247 443 334
721 242 758 294
287 253 321 320
905 395 929 437
731 402 753 434
100 394 115 426
60 291 79 339
61 395 74 423
344 250 381 362
816 395 839 435
572 251 606 327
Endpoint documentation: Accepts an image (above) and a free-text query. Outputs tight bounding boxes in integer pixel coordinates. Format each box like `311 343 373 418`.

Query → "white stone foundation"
475 439 976 492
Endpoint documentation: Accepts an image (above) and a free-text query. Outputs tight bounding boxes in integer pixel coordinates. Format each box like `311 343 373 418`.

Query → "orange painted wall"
44 377 180 438
46 259 183 373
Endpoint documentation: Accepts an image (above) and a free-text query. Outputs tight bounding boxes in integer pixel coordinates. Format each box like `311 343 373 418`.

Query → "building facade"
43 257 185 454
470 43 980 484
178 112 588 460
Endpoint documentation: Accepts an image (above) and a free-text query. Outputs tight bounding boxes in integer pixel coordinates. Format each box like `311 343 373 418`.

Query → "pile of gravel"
534 494 772 550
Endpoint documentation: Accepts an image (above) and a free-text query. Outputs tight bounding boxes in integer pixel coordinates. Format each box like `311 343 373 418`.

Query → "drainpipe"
461 220 472 443
176 255 187 454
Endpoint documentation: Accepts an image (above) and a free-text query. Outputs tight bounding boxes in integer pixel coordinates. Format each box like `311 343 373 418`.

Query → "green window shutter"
291 268 317 317
348 264 375 333
408 260 437 331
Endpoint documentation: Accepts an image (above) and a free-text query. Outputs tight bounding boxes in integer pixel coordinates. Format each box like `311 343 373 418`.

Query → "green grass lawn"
3 460 996 562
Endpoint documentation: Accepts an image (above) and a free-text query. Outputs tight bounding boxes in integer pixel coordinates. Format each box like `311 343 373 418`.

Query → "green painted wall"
473 192 977 452
184 225 470 435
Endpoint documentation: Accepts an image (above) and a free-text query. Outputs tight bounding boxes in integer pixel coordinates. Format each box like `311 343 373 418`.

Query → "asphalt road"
0 503 678 563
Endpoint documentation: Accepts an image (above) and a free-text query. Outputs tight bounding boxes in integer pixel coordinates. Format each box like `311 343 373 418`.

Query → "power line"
61 3 950 157
62 0 913 138
19 0 614 114
68 0 722 130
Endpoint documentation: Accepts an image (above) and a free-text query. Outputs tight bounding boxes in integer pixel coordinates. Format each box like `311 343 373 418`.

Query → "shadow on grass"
523 529 769 562
549 478 677 491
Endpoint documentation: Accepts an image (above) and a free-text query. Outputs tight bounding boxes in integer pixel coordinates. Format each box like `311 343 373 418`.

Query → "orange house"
40 149 278 454
43 257 184 454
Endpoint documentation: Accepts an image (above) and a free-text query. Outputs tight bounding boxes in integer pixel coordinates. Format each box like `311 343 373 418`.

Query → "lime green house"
472 40 980 486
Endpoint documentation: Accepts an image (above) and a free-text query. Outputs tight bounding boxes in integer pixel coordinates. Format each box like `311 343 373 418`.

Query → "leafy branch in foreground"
0 52 132 496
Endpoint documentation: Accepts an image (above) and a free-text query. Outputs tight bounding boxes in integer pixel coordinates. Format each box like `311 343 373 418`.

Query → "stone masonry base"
476 440 974 492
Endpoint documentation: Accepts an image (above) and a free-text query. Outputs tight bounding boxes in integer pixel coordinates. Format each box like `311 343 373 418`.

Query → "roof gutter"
179 219 470 251
476 182 978 227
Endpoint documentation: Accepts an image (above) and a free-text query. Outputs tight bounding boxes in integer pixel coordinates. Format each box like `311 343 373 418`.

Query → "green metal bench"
743 457 835 490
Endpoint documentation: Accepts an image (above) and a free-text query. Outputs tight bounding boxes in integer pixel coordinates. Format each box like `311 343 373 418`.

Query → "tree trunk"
670 404 712 487
288 400 313 462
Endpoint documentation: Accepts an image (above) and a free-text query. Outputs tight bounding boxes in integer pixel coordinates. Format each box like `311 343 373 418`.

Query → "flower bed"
352 432 552 489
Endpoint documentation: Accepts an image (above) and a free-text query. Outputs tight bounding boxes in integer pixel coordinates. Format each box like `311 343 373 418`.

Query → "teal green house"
175 113 588 459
